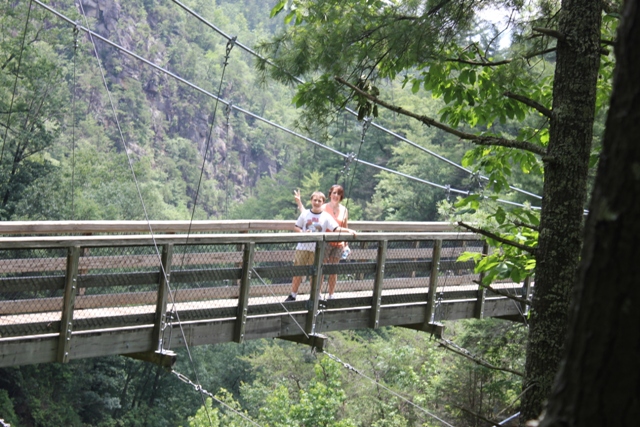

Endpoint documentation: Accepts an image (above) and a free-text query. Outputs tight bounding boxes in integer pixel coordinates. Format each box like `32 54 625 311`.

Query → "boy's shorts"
294 250 315 266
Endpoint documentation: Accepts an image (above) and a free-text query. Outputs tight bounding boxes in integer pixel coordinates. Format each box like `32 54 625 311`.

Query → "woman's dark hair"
328 184 344 201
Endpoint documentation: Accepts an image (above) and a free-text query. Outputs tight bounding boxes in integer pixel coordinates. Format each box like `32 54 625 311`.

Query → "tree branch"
514 221 540 232
457 221 537 255
533 27 566 42
445 47 557 67
503 91 552 118
438 338 525 377
335 76 547 156
473 280 532 306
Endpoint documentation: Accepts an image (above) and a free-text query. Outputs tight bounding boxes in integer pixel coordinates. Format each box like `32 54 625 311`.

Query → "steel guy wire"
494 412 520 426
74 3 216 424
171 370 264 427
168 0 542 201
71 24 78 220
324 351 457 427
33 0 540 211
0 0 33 173
251 267 309 339
176 35 236 271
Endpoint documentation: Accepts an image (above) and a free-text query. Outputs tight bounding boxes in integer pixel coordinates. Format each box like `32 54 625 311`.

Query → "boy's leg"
287 250 314 301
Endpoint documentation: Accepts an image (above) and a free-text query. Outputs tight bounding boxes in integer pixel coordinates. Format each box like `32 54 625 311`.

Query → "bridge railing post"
423 239 442 328
153 244 173 352
369 240 387 329
305 241 326 335
474 241 490 319
234 242 255 343
57 245 80 363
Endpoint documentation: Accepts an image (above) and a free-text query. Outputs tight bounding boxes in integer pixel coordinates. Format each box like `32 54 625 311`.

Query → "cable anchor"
223 36 237 66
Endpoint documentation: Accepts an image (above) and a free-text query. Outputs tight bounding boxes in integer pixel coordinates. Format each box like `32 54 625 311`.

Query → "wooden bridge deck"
0 221 531 368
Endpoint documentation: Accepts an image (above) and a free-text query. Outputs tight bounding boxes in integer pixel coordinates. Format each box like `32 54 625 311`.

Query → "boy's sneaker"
284 294 296 302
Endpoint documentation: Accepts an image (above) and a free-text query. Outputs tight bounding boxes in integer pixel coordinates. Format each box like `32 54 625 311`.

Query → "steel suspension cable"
324 351 457 427
168 0 542 201
177 35 236 256
34 0 539 211
172 370 265 427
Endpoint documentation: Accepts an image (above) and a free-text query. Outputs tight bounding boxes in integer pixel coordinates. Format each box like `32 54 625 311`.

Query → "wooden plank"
370 240 387 329
0 220 460 235
153 244 172 352
0 231 479 250
0 247 477 275
0 294 524 367
234 243 254 343
0 273 490 317
57 246 79 363
0 275 64 292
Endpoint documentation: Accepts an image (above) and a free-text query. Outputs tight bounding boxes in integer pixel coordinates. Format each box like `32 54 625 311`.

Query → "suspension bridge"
0 220 531 369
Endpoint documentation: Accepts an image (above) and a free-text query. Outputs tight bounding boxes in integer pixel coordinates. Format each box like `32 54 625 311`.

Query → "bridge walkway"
0 221 531 368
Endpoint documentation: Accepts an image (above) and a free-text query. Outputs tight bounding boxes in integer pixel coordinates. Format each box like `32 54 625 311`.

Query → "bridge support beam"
124 350 177 371
153 244 173 352
400 322 445 339
279 333 328 353
234 242 255 343
423 239 442 326
57 246 80 364
305 242 326 335
369 240 387 329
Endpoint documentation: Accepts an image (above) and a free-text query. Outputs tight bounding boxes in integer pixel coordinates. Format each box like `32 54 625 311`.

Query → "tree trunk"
520 0 602 422
539 1 640 425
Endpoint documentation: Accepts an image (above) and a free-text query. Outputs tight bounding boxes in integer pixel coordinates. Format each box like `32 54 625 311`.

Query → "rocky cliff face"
77 0 276 200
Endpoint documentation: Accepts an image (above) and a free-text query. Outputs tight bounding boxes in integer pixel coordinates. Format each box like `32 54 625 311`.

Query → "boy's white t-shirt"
295 209 339 251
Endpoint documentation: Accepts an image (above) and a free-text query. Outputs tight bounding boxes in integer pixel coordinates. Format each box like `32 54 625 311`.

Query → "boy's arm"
294 189 305 213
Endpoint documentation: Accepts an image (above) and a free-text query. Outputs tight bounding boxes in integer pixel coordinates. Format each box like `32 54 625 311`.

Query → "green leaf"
495 207 506 224
411 79 421 94
284 10 296 25
270 0 287 18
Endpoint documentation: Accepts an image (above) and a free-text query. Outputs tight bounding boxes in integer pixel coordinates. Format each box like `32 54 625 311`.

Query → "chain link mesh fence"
0 235 523 340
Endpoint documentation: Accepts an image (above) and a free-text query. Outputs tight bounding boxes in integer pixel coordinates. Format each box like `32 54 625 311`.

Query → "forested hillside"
0 0 489 224
0 0 616 426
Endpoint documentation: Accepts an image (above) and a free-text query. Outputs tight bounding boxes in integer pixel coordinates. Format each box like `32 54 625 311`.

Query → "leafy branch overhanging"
334 76 547 157
457 221 537 255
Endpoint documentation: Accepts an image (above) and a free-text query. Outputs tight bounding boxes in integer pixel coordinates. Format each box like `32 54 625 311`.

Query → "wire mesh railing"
0 231 529 346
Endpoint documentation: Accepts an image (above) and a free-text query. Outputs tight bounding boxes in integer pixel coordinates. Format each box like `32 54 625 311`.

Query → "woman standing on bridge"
295 184 350 299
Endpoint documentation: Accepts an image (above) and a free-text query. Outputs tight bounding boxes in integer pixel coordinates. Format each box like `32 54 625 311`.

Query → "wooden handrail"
0 231 477 249
0 220 460 235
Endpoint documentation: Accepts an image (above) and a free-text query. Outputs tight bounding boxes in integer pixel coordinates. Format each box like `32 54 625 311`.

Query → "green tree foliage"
0 3 74 220
178 325 524 427
258 0 617 420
